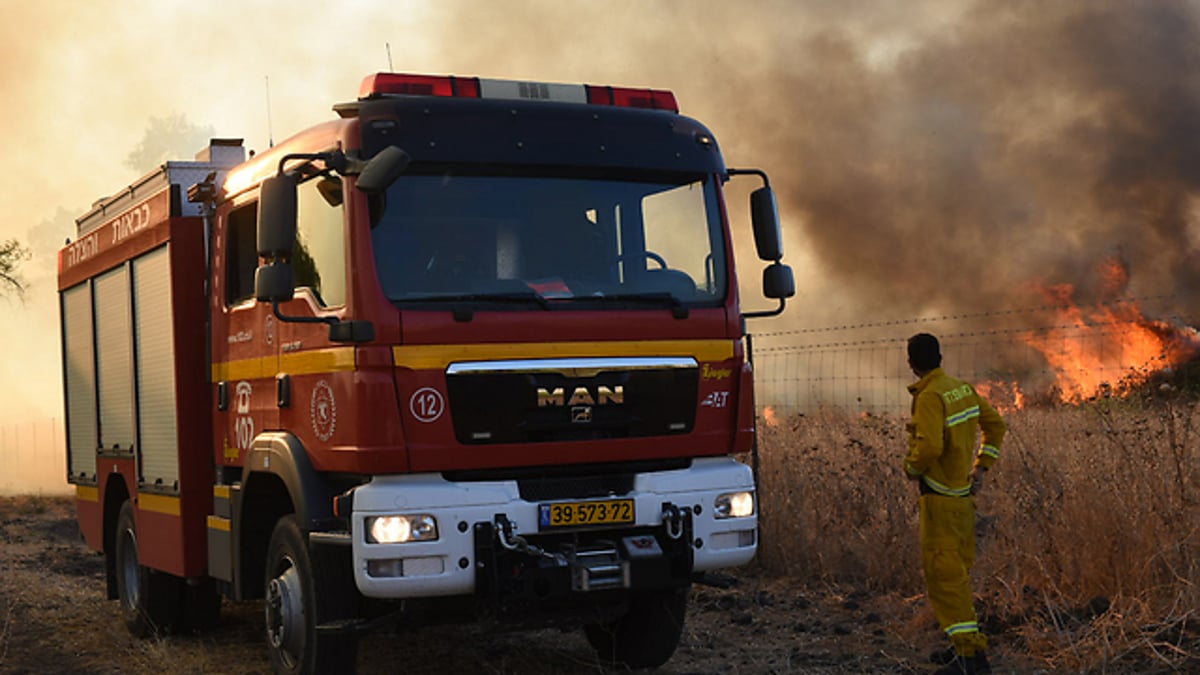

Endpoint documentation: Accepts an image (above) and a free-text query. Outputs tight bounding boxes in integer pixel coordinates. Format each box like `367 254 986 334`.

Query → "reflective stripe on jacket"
905 368 1006 496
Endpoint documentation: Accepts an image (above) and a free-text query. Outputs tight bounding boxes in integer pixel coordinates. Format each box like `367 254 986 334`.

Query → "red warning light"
359 73 482 100
360 73 678 113
586 86 678 112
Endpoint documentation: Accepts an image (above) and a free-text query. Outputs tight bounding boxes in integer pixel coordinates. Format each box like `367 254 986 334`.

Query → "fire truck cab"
59 73 794 673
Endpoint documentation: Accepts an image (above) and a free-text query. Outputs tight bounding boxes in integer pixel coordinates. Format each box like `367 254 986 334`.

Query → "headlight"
365 514 439 543
714 491 755 519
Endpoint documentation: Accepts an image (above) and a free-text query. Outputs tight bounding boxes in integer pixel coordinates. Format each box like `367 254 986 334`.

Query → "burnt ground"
1 496 1051 674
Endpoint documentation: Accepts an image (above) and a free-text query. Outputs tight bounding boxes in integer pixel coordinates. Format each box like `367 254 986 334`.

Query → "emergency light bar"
359 73 679 113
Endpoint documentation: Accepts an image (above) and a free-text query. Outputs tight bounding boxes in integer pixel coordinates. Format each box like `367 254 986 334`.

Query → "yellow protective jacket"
905 368 1006 497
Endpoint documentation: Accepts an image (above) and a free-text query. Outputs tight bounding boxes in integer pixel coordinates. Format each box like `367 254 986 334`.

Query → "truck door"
211 198 280 469
273 176 351 455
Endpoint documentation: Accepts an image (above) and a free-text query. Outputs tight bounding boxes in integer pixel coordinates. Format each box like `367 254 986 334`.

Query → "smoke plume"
424 1 1200 325
800 1 1200 318
3 0 1200 449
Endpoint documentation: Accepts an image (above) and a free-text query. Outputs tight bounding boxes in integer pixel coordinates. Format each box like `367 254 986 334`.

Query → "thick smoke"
3 0 1199 444
770 1 1200 321
4 1 1192 330
823 1 1200 318
426 1 1200 325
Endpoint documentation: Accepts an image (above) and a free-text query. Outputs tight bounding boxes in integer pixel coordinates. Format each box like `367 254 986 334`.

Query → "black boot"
933 651 990 675
929 646 956 665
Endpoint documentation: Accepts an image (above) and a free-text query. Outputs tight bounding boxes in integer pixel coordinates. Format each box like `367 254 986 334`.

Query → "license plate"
538 499 635 529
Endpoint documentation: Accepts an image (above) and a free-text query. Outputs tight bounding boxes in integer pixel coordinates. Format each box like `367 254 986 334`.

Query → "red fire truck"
58 72 794 673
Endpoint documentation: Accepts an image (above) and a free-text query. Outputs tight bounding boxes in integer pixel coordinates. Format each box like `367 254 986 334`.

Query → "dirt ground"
0 496 1050 674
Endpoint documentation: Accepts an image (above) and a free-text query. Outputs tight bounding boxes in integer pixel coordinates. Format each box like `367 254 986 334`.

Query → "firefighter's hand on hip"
970 469 986 495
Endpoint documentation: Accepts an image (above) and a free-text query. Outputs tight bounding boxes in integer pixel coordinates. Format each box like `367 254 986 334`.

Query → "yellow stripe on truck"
280 347 356 376
211 342 734 381
75 485 99 502
139 493 181 516
211 356 273 382
393 339 736 370
211 347 357 382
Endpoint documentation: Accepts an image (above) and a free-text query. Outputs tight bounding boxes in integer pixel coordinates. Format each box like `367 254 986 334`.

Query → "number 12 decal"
409 387 445 423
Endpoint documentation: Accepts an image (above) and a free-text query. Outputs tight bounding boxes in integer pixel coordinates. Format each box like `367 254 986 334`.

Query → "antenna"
386 43 394 72
265 75 275 148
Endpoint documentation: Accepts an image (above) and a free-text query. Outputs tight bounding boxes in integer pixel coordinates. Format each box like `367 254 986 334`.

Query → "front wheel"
264 515 358 675
584 586 689 669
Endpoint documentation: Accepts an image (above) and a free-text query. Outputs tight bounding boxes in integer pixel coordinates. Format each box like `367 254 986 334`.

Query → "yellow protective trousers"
919 494 988 656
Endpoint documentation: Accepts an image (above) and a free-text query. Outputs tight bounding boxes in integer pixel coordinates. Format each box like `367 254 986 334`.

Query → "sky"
4 0 1200 430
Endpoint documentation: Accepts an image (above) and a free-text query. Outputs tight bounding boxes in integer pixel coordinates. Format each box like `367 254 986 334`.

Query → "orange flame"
762 405 779 427
1021 257 1200 403
975 381 1026 412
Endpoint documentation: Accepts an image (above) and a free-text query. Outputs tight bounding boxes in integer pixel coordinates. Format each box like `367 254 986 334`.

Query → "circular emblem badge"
310 380 337 441
409 387 445 423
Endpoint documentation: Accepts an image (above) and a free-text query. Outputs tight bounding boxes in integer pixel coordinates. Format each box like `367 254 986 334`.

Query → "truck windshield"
369 168 728 307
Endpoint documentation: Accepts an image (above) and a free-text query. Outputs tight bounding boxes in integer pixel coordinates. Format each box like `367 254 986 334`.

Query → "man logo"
537 385 624 407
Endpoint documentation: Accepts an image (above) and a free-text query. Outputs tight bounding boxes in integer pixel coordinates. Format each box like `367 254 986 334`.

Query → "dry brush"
754 397 1200 672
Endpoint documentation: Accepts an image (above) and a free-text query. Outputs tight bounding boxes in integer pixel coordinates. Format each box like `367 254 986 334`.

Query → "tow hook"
493 514 565 564
661 503 684 540
494 514 523 552
491 515 628 591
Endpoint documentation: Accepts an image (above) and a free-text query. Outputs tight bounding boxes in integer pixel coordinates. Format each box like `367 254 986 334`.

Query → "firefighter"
904 333 1006 675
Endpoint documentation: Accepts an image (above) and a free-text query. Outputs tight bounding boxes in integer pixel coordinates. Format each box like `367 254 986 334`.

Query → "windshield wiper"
395 291 552 312
395 291 688 319
575 292 688 319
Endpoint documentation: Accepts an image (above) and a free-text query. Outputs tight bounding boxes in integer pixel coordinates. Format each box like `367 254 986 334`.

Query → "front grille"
445 357 698 445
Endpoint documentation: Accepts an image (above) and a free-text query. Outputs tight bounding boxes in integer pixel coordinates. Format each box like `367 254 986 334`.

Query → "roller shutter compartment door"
133 246 179 489
62 282 97 482
94 266 135 453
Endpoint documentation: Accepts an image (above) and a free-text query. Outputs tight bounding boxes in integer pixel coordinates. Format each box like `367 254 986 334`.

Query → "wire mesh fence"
750 297 1200 416
3 296 1198 494
0 419 70 495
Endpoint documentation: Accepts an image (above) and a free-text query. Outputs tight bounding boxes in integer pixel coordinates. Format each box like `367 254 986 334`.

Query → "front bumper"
349 456 757 599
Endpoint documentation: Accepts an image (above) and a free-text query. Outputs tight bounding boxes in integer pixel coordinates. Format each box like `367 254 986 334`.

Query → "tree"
124 113 215 174
0 238 29 298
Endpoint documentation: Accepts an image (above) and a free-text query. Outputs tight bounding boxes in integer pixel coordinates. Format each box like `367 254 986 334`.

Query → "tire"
264 515 358 675
112 500 183 636
584 586 689 669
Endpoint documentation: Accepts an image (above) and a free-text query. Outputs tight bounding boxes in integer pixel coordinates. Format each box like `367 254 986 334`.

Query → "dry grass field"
1 398 1197 673
0 495 992 675
758 395 1200 673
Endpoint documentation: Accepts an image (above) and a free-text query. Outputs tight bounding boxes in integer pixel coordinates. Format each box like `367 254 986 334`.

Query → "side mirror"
763 263 796 299
356 146 411 195
255 262 295 303
258 174 298 257
730 168 793 322
750 186 783 262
